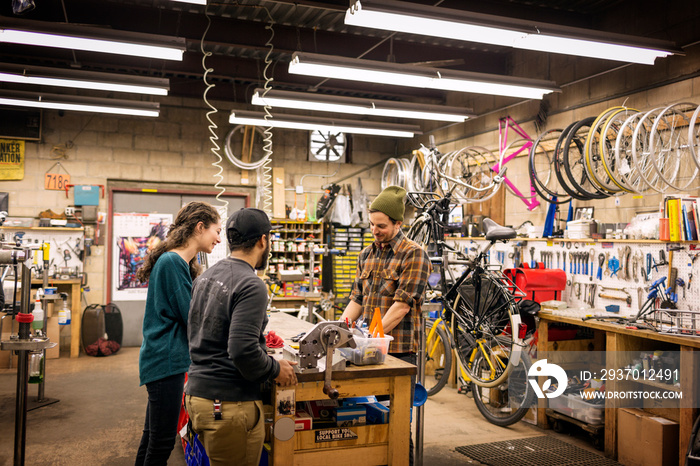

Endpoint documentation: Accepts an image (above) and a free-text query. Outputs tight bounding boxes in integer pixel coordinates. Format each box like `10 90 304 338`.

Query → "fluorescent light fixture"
229 110 421 138
171 0 207 4
0 90 160 117
0 64 169 96
345 0 681 65
0 17 186 61
251 88 475 122
289 52 559 100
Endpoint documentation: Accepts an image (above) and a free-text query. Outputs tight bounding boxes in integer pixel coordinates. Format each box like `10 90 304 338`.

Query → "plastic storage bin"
340 335 393 365
548 392 604 424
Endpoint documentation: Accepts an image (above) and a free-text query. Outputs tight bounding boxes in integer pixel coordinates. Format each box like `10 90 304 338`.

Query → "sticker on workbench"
276 389 295 416
315 428 358 443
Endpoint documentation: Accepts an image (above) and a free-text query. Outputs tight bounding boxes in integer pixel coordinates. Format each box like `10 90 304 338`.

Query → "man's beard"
256 241 271 270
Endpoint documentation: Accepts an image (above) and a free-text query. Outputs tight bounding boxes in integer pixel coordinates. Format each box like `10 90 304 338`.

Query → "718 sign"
44 173 71 191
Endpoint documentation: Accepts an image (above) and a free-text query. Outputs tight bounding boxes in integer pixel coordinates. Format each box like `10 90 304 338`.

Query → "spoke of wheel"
649 102 699 191
632 107 668 193
689 105 700 170
585 107 624 194
614 112 648 194
598 108 640 193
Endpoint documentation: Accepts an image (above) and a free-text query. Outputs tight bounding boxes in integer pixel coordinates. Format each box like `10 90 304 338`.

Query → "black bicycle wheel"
407 216 432 248
471 349 535 427
529 128 572 205
425 323 453 396
562 117 609 200
553 121 590 201
451 272 516 387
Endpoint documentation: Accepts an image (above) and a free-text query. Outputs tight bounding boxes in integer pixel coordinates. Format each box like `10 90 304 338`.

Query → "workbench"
537 311 700 465
266 312 415 466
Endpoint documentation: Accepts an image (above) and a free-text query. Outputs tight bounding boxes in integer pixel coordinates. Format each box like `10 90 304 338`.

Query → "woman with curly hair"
135 201 221 466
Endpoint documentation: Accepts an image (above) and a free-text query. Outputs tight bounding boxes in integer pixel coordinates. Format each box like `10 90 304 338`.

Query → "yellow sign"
0 139 25 180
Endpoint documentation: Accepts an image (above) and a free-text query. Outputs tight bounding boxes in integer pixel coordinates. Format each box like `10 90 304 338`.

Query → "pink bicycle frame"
491 116 540 211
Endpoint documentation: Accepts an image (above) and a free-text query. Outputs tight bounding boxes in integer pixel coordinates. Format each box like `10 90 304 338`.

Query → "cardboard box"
618 408 679 466
363 402 389 424
335 405 366 427
303 400 338 420
294 410 313 431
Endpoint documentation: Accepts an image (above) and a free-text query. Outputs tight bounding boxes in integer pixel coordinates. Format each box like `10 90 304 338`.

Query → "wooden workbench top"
266 311 416 381
539 311 700 349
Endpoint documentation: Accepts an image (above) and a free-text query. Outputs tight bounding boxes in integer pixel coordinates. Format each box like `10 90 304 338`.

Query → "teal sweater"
139 251 193 386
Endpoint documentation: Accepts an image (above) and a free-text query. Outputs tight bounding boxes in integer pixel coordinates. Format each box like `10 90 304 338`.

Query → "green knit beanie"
370 185 406 222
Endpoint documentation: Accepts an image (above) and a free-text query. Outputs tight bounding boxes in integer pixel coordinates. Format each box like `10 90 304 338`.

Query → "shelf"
446 236 683 244
620 378 683 393
1 226 84 231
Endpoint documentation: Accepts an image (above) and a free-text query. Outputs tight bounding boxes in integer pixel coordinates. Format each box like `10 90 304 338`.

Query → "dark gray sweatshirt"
186 257 280 401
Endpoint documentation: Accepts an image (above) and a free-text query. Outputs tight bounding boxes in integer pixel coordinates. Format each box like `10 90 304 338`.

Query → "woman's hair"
136 202 220 282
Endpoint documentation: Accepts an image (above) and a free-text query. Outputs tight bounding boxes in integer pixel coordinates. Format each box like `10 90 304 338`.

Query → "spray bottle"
58 292 71 325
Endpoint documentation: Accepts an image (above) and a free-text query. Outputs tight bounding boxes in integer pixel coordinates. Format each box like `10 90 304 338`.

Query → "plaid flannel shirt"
350 230 430 353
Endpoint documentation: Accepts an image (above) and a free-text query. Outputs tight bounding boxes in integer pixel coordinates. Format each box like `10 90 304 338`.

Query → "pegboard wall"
448 238 699 317
0 228 84 278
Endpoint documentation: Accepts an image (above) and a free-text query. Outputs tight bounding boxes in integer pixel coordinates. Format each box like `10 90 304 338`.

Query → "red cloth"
85 338 120 356
265 330 284 348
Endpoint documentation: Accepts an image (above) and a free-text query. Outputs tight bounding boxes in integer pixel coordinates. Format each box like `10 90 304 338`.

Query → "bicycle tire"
584 107 625 194
648 102 698 192
614 111 647 194
451 272 516 388
529 128 572 204
553 121 591 201
562 117 609 200
425 323 453 397
407 216 432 248
598 108 640 193
632 107 667 193
689 105 700 170
471 349 534 427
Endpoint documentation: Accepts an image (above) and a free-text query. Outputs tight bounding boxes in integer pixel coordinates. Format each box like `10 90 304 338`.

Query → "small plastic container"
340 335 393 365
548 392 604 424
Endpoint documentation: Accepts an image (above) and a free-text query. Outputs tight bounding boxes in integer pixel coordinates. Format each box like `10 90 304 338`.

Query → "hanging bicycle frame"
491 116 540 211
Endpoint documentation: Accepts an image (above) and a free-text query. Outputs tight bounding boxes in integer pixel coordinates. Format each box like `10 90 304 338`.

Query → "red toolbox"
504 263 566 303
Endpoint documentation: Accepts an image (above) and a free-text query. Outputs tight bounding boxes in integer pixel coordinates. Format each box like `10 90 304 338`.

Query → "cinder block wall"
3 98 391 307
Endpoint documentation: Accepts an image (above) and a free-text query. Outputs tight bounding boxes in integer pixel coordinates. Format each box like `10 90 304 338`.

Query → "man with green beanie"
341 184 430 359
341 185 430 464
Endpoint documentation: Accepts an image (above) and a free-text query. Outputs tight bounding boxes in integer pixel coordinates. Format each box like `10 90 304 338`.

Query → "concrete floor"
0 347 608 465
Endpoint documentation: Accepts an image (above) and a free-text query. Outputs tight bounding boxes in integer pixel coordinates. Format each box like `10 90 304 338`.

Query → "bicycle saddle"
482 218 517 241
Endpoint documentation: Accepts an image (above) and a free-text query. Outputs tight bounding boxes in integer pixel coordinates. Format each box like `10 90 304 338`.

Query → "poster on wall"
112 212 173 301
0 139 25 180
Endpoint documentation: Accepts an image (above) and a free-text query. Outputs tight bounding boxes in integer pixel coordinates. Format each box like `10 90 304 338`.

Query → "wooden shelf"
446 236 687 244
1 226 84 231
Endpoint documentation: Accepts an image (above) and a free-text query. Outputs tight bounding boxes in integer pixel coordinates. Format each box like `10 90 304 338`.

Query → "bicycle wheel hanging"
381 157 408 190
471 347 535 427
688 105 700 170
424 323 453 396
451 273 517 388
632 107 668 193
562 117 609 200
586 107 636 194
614 111 648 194
445 146 501 203
529 128 571 204
648 102 699 192
553 121 591 201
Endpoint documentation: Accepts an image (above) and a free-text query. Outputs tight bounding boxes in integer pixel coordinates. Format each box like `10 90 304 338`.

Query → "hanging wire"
201 5 228 212
257 6 276 216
